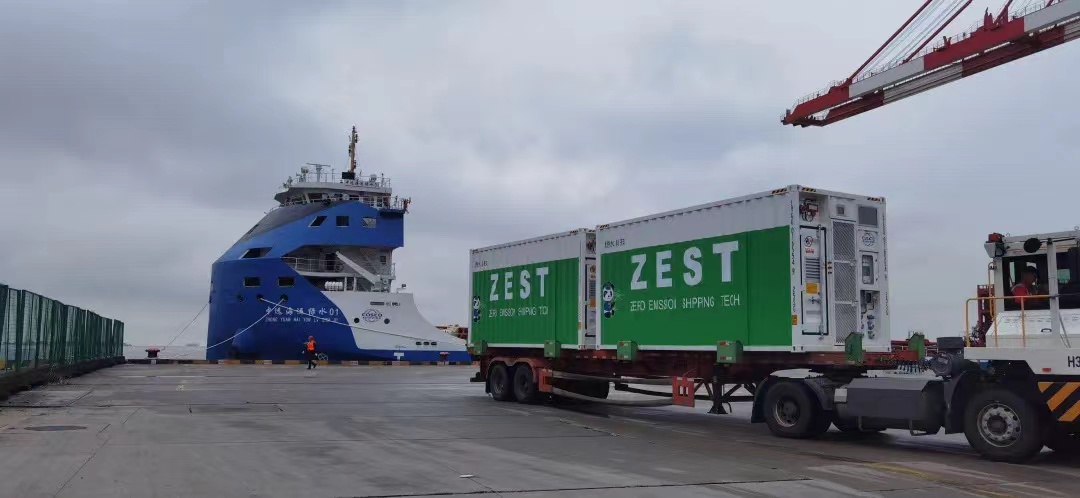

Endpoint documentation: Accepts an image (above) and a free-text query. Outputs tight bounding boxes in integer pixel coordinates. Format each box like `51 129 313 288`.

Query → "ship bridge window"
310 216 326 227
243 277 261 288
241 247 270 259
362 217 377 228
336 215 349 227
278 276 294 287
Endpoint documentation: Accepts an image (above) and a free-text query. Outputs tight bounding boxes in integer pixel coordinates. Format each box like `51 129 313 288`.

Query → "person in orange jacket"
1011 266 1045 307
304 335 317 370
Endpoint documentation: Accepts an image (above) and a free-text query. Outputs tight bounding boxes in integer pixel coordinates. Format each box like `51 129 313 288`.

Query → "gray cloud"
2 0 1079 346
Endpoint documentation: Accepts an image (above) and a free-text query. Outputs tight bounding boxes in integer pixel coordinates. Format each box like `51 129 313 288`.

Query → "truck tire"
763 380 830 439
488 363 515 402
963 386 1045 463
512 364 539 404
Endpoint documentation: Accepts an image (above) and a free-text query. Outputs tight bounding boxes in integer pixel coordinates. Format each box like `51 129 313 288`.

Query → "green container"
468 186 892 358
598 226 790 348
594 185 890 355
469 229 596 351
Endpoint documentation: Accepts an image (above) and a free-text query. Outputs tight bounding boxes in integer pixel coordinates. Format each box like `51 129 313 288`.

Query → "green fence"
0 283 124 374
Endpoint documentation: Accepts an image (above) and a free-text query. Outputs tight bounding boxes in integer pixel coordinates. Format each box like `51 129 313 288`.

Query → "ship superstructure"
206 127 469 361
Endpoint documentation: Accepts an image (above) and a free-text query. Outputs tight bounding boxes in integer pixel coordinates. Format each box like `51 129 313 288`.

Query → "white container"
594 185 890 353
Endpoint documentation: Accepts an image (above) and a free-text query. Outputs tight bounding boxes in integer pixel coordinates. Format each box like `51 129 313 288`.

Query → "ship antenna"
348 126 358 173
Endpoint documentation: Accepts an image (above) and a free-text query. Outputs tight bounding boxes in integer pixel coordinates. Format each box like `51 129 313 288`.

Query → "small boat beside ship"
205 127 470 362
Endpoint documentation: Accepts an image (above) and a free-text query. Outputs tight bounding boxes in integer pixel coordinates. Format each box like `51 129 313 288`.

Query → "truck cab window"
1003 256 1049 311
1058 249 1080 309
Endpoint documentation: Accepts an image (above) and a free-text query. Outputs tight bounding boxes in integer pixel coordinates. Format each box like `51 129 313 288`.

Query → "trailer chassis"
474 337 1080 463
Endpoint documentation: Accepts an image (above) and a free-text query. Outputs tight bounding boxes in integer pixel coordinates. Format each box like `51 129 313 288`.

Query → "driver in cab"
1011 265 1046 307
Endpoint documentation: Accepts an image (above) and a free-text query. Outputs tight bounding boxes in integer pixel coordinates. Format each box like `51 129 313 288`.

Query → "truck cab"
754 230 1080 463
965 231 1080 381
971 231 1080 352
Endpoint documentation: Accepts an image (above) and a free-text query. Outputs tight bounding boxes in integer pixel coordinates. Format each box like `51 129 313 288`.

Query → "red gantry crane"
783 0 1080 127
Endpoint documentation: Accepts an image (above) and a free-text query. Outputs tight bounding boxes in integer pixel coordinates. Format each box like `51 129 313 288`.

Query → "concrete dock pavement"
1 364 1078 497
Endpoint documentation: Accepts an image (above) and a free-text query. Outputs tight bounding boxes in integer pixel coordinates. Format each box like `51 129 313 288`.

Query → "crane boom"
783 0 1080 127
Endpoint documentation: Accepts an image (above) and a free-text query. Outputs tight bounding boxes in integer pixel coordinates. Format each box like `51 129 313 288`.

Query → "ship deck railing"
281 258 397 282
273 195 409 211
282 257 344 273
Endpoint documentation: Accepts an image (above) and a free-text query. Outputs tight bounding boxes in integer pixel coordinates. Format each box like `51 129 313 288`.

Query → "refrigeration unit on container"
595 185 889 353
468 228 597 352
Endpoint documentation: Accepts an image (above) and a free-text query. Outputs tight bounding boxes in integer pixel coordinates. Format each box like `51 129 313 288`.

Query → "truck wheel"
512 364 539 404
963 387 1045 463
488 363 515 402
763 380 830 439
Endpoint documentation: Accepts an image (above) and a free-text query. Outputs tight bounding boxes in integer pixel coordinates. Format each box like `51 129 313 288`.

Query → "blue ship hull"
206 186 469 362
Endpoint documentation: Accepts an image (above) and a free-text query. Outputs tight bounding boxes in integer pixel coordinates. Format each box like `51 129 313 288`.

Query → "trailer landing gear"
706 380 756 415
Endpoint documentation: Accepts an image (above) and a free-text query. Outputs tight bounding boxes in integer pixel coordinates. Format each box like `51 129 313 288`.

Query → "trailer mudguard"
943 369 982 434
750 375 775 423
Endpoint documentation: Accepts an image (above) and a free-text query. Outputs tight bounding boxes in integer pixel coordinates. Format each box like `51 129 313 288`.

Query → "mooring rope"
204 299 284 350
158 302 209 352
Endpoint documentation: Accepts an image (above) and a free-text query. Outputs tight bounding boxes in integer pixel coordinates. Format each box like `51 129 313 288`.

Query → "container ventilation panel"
805 257 821 280
832 221 858 344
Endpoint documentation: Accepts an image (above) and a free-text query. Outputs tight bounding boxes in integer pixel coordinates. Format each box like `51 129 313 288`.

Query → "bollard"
145 348 160 359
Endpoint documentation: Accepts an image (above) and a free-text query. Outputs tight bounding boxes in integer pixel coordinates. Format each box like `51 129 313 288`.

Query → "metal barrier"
964 293 1074 348
0 283 124 374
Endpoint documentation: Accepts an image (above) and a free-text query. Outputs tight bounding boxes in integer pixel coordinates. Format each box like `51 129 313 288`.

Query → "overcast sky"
2 0 1078 346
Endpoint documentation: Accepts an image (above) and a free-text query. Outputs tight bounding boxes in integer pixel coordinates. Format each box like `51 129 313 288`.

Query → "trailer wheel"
763 380 830 439
488 363 515 402
512 364 540 404
963 386 1045 463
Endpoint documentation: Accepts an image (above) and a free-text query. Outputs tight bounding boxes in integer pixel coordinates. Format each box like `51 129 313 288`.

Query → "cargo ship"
205 127 470 362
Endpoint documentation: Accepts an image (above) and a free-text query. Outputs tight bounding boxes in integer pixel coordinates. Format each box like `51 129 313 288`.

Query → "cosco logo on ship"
362 309 383 322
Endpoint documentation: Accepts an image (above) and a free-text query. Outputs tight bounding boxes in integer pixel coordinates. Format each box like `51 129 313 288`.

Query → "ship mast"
344 126 359 180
